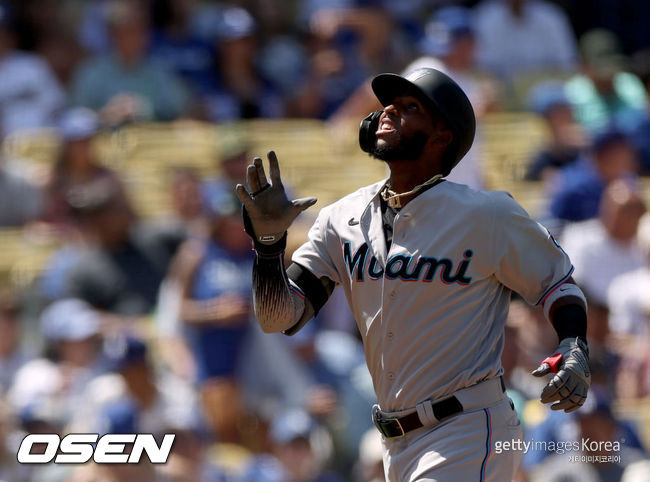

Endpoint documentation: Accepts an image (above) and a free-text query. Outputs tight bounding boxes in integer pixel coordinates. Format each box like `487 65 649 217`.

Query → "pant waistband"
372 376 506 438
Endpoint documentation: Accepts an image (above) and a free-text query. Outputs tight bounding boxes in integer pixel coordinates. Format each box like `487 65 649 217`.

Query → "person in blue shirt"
549 128 638 223
172 187 253 443
71 0 190 124
149 0 217 103
525 81 584 182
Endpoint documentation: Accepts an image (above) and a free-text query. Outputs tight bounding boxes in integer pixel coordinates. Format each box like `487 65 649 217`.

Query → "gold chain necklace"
381 174 443 209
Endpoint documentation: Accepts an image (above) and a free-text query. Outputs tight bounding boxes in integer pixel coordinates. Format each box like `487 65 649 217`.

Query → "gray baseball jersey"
292 179 573 411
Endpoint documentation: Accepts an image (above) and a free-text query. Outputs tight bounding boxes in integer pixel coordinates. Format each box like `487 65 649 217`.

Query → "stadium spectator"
629 48 650 175
582 293 620 395
150 165 207 382
12 0 84 86
9 358 68 434
549 128 638 223
0 398 28 482
36 298 108 424
69 337 198 439
565 29 647 134
169 189 253 442
63 178 170 317
305 2 394 73
150 0 216 102
7 356 75 482
558 0 650 58
242 408 343 482
411 7 498 115
156 425 233 482
353 428 384 482
502 297 558 403
71 0 190 124
168 166 205 229
606 214 650 398
288 2 392 119
236 320 339 434
473 0 578 84
607 212 650 337
70 400 159 482
39 299 105 369
0 288 30 393
527 389 648 481
77 0 115 55
43 107 126 229
204 6 284 121
0 154 43 227
560 179 646 306
202 129 252 201
525 81 584 182
147 165 207 266
606 213 649 395
0 1 65 139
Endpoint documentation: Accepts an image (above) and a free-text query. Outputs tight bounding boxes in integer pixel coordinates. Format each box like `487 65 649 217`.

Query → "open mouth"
376 119 396 135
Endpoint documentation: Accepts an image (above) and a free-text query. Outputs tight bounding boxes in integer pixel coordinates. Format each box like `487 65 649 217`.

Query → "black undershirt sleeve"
551 303 588 344
286 262 332 315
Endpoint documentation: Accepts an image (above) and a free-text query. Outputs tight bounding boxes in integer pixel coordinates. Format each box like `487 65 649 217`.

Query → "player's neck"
385 164 443 208
388 163 443 194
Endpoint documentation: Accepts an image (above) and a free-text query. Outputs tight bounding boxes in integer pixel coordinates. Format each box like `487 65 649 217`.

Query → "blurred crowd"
1 0 650 481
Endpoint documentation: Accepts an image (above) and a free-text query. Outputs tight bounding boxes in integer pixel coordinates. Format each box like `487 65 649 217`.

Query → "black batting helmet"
368 68 476 175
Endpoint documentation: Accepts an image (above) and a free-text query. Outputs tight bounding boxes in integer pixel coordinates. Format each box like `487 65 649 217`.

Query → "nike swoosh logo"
348 218 359 226
559 285 571 292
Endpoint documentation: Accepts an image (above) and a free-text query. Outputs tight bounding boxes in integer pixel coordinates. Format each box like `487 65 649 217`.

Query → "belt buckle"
372 405 405 438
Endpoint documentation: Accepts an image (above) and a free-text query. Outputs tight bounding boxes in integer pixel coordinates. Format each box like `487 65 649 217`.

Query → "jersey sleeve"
291 206 342 286
490 192 574 306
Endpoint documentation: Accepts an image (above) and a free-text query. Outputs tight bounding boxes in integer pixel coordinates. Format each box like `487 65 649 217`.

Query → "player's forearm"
544 280 588 343
252 251 306 333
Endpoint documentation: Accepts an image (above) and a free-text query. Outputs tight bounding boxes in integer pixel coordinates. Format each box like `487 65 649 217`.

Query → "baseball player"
235 68 590 481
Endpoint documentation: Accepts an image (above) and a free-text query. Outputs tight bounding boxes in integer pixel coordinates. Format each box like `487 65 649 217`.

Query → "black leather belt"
372 377 506 438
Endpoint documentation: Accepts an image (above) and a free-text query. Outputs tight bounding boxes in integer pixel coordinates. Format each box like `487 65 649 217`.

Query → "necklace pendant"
388 196 401 209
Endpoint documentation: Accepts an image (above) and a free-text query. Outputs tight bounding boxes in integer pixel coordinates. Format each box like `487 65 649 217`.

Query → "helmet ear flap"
359 110 383 153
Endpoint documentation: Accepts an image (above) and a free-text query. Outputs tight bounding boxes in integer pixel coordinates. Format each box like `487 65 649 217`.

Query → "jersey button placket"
393 212 410 243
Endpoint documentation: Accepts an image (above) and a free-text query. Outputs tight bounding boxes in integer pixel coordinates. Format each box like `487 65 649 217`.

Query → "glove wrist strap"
253 233 287 258
559 336 589 357
242 205 288 256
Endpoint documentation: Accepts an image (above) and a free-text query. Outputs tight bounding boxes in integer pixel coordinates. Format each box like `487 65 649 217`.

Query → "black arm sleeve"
252 247 306 334
551 303 588 344
286 263 332 315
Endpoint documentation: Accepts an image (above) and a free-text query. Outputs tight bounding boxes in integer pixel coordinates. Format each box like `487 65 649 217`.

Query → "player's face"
371 94 442 162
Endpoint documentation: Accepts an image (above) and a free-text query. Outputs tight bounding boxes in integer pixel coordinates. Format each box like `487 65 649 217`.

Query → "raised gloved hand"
532 337 590 413
235 151 317 245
